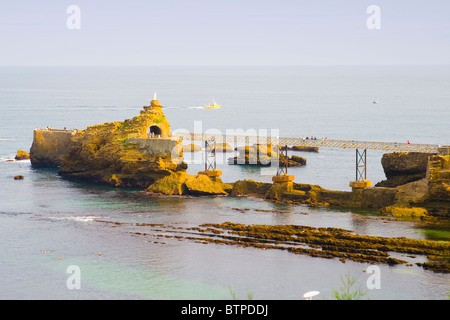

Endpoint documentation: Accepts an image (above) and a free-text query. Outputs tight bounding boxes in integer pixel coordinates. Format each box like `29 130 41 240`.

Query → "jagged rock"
147 171 188 195
15 150 30 160
184 174 227 195
376 152 430 187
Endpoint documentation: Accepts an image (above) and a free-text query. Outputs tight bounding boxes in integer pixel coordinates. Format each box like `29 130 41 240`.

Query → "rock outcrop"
373 153 449 218
228 144 306 167
30 130 74 166
147 171 227 196
15 150 30 160
376 152 430 187
55 99 187 188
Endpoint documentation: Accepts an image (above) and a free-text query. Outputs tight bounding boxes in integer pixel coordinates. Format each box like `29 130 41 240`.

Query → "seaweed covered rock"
229 179 272 197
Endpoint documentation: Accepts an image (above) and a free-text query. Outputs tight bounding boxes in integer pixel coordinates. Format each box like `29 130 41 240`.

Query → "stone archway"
148 125 162 138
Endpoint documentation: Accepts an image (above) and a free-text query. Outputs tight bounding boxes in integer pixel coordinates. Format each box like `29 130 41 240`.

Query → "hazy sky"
0 0 449 66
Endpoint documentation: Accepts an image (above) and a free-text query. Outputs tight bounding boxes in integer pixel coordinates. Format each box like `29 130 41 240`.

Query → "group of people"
301 136 327 141
35 127 79 133
149 132 161 138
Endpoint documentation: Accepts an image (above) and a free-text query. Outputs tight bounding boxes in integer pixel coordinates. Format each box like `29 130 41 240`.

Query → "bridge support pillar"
200 139 222 177
349 149 372 189
272 145 295 183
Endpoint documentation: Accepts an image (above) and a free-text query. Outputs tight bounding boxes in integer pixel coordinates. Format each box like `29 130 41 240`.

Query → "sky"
0 0 449 66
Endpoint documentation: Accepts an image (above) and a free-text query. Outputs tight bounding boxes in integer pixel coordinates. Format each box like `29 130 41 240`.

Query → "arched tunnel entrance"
148 125 162 138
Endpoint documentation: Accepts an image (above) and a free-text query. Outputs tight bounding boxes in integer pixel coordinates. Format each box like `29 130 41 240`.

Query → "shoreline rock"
15 150 30 161
376 152 430 187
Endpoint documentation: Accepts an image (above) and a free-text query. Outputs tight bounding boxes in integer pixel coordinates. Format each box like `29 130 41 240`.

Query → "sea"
0 66 449 300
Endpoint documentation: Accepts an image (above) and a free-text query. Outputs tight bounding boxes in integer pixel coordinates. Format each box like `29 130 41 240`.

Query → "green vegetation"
153 116 166 124
228 285 254 300
330 272 368 300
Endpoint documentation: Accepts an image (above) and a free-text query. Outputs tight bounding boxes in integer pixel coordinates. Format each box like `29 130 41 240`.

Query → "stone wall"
127 138 180 157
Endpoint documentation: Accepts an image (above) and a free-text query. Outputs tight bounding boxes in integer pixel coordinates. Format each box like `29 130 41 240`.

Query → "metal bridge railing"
172 132 440 153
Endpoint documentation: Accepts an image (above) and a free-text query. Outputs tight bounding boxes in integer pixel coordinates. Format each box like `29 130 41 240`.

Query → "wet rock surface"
95 219 450 273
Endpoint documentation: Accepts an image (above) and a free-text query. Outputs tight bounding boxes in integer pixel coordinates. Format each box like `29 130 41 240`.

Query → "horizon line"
1 64 450 68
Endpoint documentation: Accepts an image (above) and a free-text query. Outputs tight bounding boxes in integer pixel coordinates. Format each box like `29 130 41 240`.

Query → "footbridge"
173 131 443 187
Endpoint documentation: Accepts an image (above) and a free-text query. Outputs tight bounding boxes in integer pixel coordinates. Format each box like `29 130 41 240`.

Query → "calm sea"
0 66 449 300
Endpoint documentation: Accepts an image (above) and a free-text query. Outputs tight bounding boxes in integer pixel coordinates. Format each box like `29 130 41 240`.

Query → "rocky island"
27 98 449 218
